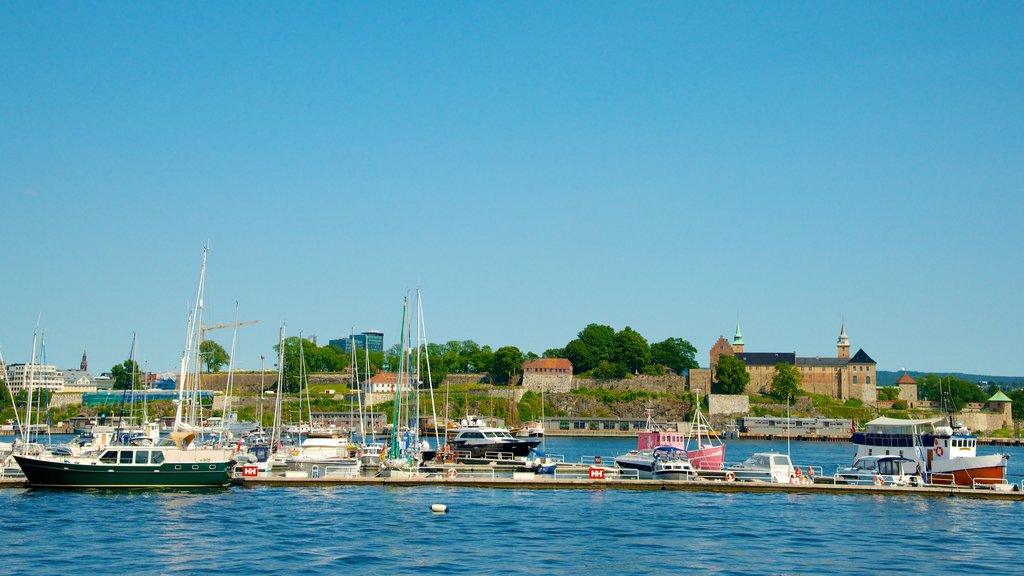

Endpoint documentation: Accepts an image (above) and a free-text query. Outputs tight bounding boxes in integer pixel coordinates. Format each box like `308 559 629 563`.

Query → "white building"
5 364 65 393
60 369 97 393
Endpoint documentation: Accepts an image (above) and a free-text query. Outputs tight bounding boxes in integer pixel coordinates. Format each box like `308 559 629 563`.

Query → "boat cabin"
98 449 166 465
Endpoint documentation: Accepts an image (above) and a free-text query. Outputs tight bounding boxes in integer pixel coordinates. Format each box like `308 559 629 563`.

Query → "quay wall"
708 394 749 416
572 375 689 393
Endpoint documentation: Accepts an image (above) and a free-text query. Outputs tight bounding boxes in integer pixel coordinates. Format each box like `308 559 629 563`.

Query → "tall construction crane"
201 319 259 338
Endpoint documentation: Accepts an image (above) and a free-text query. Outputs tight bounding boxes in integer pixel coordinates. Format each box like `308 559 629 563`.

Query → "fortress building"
710 322 877 405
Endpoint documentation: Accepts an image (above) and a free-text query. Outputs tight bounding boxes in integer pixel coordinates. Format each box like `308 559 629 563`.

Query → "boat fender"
935 447 943 457
430 504 449 514
725 471 736 482
873 475 884 486
446 468 458 479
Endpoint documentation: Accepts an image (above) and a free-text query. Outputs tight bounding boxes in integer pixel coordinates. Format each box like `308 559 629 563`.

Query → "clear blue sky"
2 3 1022 377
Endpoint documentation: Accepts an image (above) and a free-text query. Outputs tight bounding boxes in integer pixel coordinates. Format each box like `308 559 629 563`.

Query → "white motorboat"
836 455 922 486
726 453 794 483
651 447 698 481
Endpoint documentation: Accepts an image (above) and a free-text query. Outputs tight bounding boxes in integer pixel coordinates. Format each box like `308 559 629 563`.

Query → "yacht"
446 417 541 458
13 431 236 488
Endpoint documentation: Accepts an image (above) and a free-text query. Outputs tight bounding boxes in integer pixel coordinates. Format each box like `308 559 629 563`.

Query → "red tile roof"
522 358 573 371
895 373 917 385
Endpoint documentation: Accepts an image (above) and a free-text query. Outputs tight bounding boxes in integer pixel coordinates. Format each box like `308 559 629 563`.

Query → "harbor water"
3 438 1024 575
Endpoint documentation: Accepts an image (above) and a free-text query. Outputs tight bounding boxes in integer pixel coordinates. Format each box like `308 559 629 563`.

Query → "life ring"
725 471 736 482
446 468 458 479
873 475 884 486
935 446 944 457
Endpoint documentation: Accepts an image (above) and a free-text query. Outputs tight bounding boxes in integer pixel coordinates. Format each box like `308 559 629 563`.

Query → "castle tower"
81 350 88 372
837 322 850 359
732 321 744 353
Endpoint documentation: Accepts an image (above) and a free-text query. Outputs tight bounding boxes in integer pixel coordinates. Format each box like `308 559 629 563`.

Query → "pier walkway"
4 474 1022 499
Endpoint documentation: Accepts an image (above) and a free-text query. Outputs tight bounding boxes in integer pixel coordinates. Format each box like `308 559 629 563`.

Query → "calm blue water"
3 437 1024 575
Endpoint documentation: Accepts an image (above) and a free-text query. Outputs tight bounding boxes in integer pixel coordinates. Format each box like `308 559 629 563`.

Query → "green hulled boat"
14 433 236 488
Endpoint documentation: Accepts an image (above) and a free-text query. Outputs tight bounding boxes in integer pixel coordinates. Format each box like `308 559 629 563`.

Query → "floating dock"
3 473 1021 499
227 475 1024 500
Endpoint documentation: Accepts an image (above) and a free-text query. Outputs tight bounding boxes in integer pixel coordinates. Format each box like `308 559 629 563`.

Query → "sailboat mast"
224 302 240 426
351 326 365 441
175 246 207 430
390 297 408 456
417 290 441 450
272 326 286 451
23 327 38 442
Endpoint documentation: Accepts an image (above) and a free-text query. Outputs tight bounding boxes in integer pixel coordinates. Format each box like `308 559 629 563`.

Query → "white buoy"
430 504 449 514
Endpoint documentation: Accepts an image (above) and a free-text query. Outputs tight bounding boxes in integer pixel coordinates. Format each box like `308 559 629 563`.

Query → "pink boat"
636 400 726 471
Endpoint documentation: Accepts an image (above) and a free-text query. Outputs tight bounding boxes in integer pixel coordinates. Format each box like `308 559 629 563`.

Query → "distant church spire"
732 320 744 353
837 321 850 359
81 350 88 372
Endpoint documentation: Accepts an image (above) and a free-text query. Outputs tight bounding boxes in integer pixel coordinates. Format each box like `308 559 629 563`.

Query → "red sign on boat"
242 465 259 477
588 467 605 480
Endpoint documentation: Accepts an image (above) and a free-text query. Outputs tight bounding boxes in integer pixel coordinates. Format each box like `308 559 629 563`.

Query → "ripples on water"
3 486 1022 575
4 438 1024 575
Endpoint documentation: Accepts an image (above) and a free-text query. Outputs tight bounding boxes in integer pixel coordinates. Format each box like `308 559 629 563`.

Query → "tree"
200 340 230 372
916 374 987 412
878 387 900 401
274 336 349 393
770 363 802 404
716 355 749 394
650 337 699 374
542 348 565 358
492 346 524 384
592 359 628 379
614 326 650 374
111 359 142 390
564 324 616 374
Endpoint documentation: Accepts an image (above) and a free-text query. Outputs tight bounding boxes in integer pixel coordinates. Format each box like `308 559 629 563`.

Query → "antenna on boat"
786 394 792 462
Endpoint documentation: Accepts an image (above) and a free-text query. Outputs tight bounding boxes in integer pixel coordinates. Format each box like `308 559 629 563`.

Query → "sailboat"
377 291 441 477
14 247 238 488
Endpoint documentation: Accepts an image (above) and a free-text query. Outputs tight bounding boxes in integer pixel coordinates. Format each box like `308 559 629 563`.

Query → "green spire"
733 321 744 346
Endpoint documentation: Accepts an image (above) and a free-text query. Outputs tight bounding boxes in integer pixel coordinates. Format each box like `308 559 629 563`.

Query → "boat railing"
578 455 616 466
971 477 1012 491
483 451 518 461
926 472 955 486
431 468 497 480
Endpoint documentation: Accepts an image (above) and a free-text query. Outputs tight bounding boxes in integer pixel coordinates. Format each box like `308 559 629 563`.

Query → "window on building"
853 376 858 384
866 376 871 384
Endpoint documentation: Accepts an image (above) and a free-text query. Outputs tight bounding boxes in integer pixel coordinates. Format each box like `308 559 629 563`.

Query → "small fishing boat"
851 416 1008 487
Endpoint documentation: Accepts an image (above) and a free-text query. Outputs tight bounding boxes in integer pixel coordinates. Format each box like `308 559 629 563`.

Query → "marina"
3 439 1024 576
